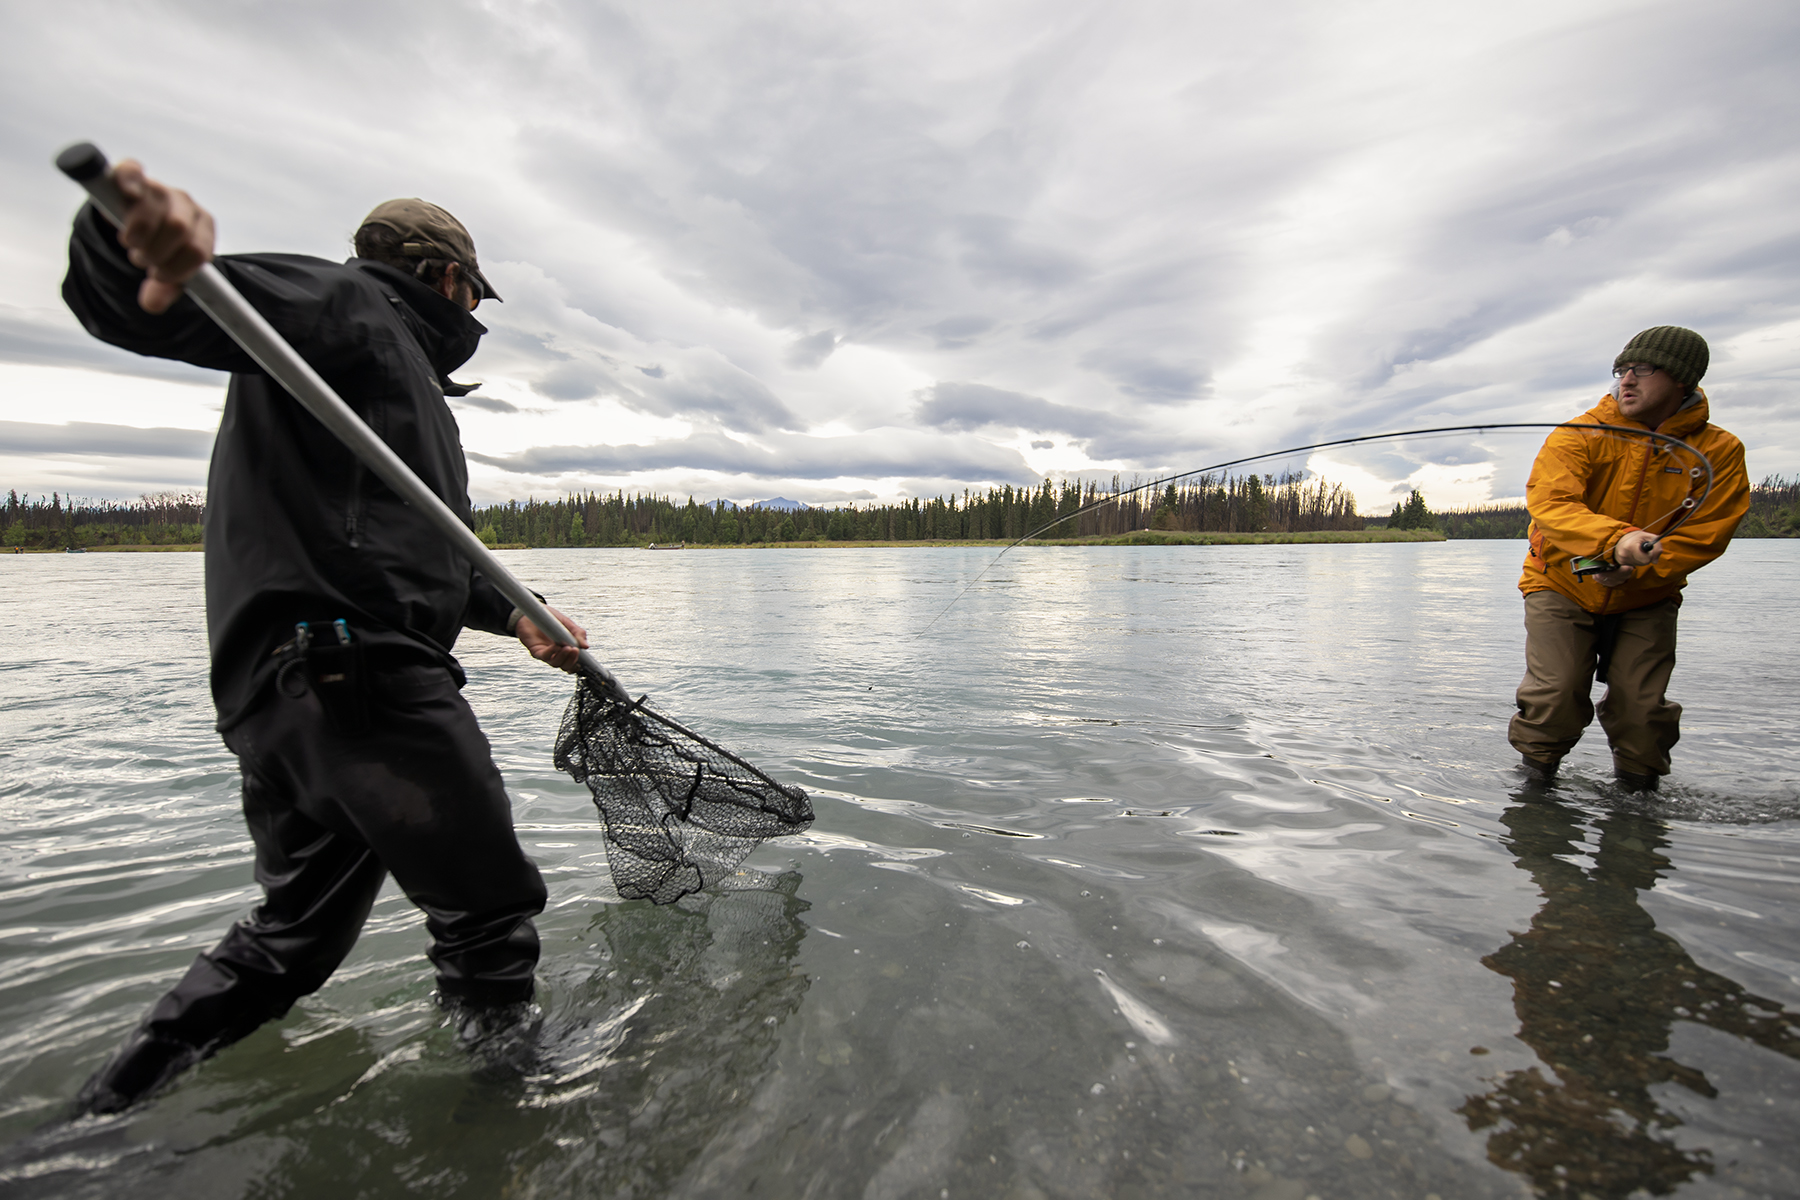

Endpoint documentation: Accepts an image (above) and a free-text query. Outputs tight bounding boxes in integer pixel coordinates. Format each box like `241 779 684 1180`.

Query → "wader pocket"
276 619 370 736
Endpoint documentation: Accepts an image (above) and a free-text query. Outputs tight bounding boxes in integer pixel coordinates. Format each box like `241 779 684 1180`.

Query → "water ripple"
0 543 1796 1198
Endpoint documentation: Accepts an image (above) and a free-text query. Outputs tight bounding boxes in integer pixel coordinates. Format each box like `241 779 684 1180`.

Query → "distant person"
62 162 587 1114
1511 327 1748 789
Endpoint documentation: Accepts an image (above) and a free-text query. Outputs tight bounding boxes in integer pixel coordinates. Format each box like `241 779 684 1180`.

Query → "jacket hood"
1595 388 1710 441
351 259 487 377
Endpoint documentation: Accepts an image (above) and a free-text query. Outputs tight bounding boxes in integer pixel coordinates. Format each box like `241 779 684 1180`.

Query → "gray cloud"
955 215 1085 290
924 315 995 350
448 392 519 414
911 381 1215 465
655 355 799 432
914 381 1110 437
784 331 839 370
0 307 222 386
505 4 1263 370
0 420 214 459
471 428 1038 485
535 361 606 402
3 0 1798 502
1077 347 1209 403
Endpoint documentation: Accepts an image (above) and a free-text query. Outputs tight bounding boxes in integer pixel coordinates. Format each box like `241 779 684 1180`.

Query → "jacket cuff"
462 569 520 636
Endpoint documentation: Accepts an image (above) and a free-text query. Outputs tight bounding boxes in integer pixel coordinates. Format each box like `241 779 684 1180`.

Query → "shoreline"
12 530 1454 555
7 544 204 553
492 529 1452 550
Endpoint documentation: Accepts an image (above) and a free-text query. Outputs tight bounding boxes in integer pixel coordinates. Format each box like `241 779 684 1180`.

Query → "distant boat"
65 546 87 554
645 542 685 550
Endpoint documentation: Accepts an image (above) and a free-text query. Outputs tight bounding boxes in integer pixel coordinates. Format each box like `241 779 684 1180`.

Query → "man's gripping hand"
1614 532 1663 568
1596 531 1662 587
111 160 215 314
517 605 588 673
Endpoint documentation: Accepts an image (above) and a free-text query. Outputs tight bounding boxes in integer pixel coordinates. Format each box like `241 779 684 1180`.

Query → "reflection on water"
518 873 812 1196
259 874 812 1200
0 874 811 1199
1462 798 1800 1197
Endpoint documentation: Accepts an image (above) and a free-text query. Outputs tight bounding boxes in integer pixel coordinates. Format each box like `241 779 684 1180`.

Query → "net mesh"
553 677 814 905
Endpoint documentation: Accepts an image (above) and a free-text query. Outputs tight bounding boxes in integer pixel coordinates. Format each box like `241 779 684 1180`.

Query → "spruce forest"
6 475 1797 550
469 472 1362 548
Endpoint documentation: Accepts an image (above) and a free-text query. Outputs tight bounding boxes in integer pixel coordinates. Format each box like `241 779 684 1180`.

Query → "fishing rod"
917 421 1715 636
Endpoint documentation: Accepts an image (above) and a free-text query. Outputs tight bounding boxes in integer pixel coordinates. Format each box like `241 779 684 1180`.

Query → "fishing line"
916 422 1714 637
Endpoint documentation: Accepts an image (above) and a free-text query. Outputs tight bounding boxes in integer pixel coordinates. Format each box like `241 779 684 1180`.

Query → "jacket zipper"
345 459 364 548
1603 437 1655 615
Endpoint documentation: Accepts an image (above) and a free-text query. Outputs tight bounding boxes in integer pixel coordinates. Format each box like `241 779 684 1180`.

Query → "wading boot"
437 996 545 1076
71 1032 203 1117
1614 765 1661 792
1518 754 1560 788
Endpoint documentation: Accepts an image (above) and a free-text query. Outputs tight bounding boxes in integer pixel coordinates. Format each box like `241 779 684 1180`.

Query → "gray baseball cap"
359 198 502 302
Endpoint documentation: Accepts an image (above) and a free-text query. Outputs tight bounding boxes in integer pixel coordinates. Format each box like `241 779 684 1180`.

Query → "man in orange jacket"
1511 326 1749 790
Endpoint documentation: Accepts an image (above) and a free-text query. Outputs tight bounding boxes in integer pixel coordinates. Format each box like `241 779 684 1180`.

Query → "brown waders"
1509 590 1683 779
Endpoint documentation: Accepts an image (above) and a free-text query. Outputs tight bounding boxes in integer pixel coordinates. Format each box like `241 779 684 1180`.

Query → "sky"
2 0 1796 513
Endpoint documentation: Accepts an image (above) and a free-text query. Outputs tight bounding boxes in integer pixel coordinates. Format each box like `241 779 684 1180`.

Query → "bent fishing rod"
918 421 1715 636
55 142 636 703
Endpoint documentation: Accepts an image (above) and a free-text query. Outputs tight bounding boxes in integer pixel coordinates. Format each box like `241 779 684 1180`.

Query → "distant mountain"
701 496 806 511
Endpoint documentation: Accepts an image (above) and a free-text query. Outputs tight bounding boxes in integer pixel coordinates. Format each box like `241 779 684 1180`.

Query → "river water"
1 540 1796 1199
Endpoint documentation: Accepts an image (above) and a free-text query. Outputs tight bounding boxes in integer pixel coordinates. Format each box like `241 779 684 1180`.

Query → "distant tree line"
8 475 1793 551
1383 489 1443 532
1369 492 1535 539
467 472 1364 547
1437 504 1531 539
1412 475 1800 540
1739 476 1800 537
2 489 205 549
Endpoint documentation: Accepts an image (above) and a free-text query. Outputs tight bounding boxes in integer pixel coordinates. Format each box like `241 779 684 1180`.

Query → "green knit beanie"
1614 325 1708 386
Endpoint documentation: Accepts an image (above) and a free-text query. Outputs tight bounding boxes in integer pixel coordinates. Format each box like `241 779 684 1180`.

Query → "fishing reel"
1571 554 1624 578
1569 489 1700 578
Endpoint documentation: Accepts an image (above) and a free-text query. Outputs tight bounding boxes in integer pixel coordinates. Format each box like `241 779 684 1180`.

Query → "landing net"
554 678 813 905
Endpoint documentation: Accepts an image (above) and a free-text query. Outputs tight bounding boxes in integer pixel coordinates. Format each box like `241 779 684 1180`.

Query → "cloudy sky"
2 0 1795 512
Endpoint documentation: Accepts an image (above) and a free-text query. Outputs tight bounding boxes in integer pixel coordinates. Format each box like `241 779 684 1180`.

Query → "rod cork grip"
55 142 109 182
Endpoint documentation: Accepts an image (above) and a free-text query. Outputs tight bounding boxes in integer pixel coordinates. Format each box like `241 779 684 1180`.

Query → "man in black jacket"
62 161 586 1114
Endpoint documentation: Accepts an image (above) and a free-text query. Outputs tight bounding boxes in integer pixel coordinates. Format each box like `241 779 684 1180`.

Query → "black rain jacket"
63 203 516 729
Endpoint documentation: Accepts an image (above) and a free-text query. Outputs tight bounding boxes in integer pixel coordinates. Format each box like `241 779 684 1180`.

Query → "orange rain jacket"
1519 390 1748 615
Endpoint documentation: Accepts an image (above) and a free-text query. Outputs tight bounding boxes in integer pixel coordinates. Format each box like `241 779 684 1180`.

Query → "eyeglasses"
1613 363 1661 379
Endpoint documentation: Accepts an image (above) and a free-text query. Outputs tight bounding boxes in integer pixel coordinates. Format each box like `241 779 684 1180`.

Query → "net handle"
56 143 629 704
